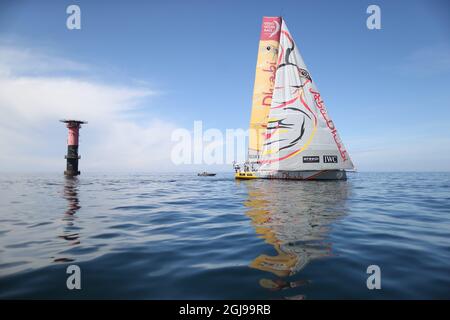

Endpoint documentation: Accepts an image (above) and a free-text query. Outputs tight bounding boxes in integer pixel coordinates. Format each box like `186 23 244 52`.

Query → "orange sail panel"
248 17 282 164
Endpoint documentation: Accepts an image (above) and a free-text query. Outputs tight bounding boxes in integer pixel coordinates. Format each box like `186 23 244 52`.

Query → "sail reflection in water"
243 180 350 289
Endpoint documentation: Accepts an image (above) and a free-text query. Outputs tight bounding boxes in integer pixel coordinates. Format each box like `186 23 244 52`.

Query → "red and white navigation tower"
60 119 87 176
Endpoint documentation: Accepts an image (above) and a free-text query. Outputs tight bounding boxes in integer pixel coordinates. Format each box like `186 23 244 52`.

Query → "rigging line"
264 139 287 146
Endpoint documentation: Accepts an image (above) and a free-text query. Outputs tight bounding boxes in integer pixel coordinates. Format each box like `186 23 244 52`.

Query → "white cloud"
0 46 89 77
0 45 177 172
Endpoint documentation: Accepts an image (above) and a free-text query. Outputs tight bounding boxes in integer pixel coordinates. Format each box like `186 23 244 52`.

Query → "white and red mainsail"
251 18 354 172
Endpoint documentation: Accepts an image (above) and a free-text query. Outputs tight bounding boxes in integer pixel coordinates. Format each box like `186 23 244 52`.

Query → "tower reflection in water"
54 177 81 262
243 179 349 293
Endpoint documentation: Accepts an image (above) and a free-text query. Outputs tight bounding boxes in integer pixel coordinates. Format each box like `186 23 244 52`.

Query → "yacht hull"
235 170 347 180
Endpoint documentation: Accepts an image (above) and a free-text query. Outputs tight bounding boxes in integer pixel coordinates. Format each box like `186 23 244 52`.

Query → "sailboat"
235 17 354 180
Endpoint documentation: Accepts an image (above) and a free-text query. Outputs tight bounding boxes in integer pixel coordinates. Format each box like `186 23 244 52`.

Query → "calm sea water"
0 172 449 299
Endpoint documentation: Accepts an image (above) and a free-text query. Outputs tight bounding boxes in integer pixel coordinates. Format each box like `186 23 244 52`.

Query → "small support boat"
198 172 216 177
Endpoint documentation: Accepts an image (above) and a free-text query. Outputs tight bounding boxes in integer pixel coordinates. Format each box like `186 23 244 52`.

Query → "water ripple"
0 172 449 299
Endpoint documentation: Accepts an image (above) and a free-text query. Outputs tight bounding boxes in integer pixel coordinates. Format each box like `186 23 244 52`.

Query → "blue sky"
0 0 449 171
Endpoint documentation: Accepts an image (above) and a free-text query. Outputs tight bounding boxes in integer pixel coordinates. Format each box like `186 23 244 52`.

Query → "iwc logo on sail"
323 155 338 163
